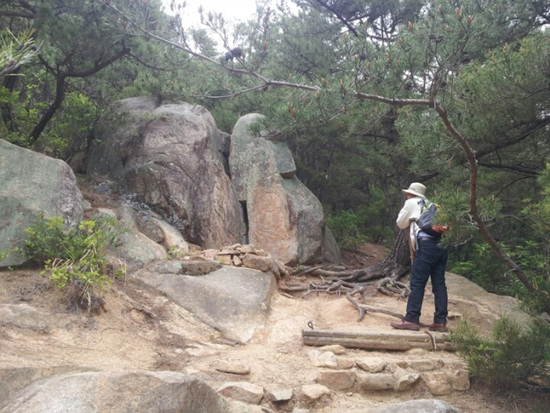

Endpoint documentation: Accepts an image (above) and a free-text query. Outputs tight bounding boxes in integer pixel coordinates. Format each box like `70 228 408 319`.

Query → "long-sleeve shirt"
396 196 424 251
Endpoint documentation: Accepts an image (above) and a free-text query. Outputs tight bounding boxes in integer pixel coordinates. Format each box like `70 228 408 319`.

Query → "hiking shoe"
391 320 420 331
429 323 448 332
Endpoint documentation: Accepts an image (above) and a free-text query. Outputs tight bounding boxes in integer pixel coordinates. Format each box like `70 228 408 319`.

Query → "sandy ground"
1 244 549 412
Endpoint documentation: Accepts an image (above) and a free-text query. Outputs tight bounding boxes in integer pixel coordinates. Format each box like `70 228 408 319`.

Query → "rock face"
365 399 462 413
1 370 227 413
113 204 168 268
230 113 338 265
446 272 534 326
88 98 340 265
132 265 277 343
0 140 83 267
88 97 244 249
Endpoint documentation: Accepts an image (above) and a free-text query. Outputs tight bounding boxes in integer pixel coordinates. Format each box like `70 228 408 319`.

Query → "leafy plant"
327 209 367 250
449 242 509 295
451 316 550 388
24 213 126 313
166 245 188 260
451 163 550 312
0 27 37 76
513 163 550 311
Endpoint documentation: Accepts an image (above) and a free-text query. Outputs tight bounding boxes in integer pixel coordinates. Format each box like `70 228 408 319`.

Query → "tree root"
346 290 404 322
280 257 412 322
291 259 409 283
301 279 362 298
377 277 410 298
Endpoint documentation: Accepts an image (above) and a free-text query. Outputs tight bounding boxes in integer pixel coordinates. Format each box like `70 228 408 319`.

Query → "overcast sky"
161 0 261 24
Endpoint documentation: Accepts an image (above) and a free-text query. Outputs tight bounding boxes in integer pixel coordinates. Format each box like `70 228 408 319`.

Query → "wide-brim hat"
402 182 426 198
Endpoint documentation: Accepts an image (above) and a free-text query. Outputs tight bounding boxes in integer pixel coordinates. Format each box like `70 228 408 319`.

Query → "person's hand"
433 225 449 233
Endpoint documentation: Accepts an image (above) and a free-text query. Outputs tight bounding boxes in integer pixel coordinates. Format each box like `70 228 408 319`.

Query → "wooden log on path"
302 329 456 352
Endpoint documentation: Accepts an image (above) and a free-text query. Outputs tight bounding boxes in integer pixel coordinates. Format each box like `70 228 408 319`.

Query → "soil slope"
1 244 548 412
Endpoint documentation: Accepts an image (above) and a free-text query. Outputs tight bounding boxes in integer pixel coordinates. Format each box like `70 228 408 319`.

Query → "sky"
161 0 261 24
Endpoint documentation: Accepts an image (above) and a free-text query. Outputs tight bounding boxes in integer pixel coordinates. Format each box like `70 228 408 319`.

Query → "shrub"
24 213 126 313
327 209 367 250
449 242 510 295
451 316 550 388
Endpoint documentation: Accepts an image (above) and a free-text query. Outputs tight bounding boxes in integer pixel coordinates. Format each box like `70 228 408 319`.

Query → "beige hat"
402 182 426 198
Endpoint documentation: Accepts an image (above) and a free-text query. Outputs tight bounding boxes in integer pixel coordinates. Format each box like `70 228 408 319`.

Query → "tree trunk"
362 229 411 281
307 229 411 282
391 229 412 269
28 46 130 144
302 329 455 351
1 67 20 133
29 72 66 143
363 229 411 281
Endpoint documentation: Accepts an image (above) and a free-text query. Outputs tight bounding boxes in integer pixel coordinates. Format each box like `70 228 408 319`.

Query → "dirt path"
1 247 548 412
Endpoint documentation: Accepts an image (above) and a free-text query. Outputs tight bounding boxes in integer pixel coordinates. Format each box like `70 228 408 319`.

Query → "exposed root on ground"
345 289 404 322
280 258 411 323
376 277 410 298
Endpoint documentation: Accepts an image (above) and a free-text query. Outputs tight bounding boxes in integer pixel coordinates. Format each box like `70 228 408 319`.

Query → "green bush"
327 209 367 250
451 316 550 388
24 213 126 313
449 242 510 295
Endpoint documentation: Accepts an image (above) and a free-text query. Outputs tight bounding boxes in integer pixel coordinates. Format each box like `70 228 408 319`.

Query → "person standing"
390 182 449 332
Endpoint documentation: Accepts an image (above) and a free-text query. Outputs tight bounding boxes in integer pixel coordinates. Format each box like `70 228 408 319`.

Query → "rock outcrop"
365 399 462 413
88 97 244 250
230 113 339 265
1 370 228 413
0 140 83 267
132 264 277 344
87 98 340 265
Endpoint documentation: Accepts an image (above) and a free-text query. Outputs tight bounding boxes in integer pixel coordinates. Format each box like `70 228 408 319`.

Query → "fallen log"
302 329 456 352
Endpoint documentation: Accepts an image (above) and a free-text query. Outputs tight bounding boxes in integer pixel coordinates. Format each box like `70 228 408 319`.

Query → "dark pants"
404 238 448 324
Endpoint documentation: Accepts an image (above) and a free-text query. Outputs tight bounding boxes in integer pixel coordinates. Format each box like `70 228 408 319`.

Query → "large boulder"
1 370 227 413
88 97 244 249
132 265 277 343
88 98 340 265
112 204 167 269
362 399 462 413
229 113 340 265
446 273 533 327
0 140 83 267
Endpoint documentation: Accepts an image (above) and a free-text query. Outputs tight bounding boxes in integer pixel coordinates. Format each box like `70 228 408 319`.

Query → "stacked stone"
202 244 288 281
211 347 470 409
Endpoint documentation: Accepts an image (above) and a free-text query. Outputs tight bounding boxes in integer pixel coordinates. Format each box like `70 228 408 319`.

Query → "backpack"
416 198 448 237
